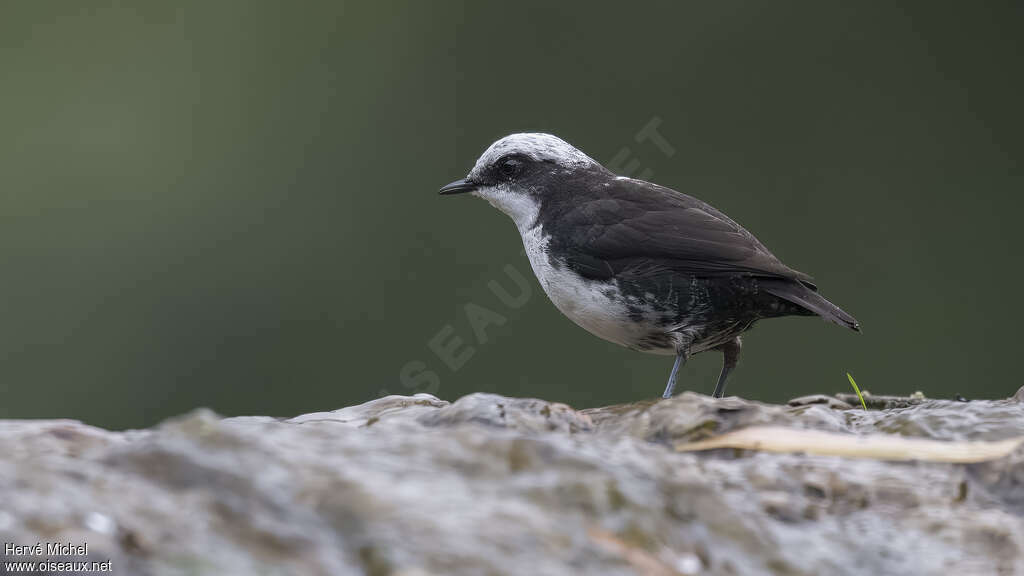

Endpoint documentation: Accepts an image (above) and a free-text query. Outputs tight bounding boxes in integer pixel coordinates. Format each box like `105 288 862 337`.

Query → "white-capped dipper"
440 133 859 399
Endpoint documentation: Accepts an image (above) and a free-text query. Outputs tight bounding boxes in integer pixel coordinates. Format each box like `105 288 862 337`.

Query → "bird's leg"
712 337 742 398
662 350 688 399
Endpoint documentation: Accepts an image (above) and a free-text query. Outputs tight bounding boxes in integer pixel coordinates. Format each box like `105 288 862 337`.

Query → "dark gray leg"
712 337 742 398
661 351 688 399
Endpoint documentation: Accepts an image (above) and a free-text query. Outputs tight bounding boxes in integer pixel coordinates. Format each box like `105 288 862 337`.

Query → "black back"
532 165 813 287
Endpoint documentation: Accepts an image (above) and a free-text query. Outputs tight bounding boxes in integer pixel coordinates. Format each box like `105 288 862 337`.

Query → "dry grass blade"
675 426 1024 463
587 527 686 576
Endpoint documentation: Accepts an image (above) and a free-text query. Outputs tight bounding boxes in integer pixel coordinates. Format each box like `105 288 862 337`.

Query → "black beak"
439 178 478 195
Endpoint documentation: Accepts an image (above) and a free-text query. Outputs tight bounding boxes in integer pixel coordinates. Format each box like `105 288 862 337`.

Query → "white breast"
520 225 660 351
471 185 674 353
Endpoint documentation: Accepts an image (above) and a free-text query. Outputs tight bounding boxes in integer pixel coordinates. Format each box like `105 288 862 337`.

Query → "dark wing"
549 178 814 285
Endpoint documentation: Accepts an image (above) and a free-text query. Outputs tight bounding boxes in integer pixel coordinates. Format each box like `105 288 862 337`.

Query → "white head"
439 133 600 230
468 133 596 179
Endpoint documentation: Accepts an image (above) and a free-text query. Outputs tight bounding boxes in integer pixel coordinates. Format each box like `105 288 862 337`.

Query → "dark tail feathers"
760 279 860 332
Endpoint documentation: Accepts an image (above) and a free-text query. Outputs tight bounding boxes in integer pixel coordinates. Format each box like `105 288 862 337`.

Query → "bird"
439 133 859 399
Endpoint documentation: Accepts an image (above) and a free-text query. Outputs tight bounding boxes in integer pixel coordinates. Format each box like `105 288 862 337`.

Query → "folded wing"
552 179 814 285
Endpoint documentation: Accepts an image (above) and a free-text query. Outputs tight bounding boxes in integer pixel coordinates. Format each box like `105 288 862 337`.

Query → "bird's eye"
498 158 521 179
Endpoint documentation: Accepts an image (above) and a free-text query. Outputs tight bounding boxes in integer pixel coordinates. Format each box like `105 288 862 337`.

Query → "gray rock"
2 392 1024 575
788 394 855 410
833 392 927 410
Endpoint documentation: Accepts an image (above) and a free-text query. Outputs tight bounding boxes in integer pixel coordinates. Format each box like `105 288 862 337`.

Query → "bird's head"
439 133 601 230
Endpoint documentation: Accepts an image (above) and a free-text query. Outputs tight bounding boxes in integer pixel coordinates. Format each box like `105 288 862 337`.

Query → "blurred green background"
1 2 1021 429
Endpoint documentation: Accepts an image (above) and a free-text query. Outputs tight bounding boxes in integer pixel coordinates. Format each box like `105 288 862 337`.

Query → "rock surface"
2 391 1024 575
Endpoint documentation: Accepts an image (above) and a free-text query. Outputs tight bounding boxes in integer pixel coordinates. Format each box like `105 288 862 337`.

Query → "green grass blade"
847 372 868 411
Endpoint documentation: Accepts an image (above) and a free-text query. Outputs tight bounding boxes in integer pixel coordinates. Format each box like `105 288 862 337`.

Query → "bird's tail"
760 278 861 332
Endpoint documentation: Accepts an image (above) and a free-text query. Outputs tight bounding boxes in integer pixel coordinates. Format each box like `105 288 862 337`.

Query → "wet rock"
1 392 1023 575
788 394 854 410
834 391 927 410
417 393 593 433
